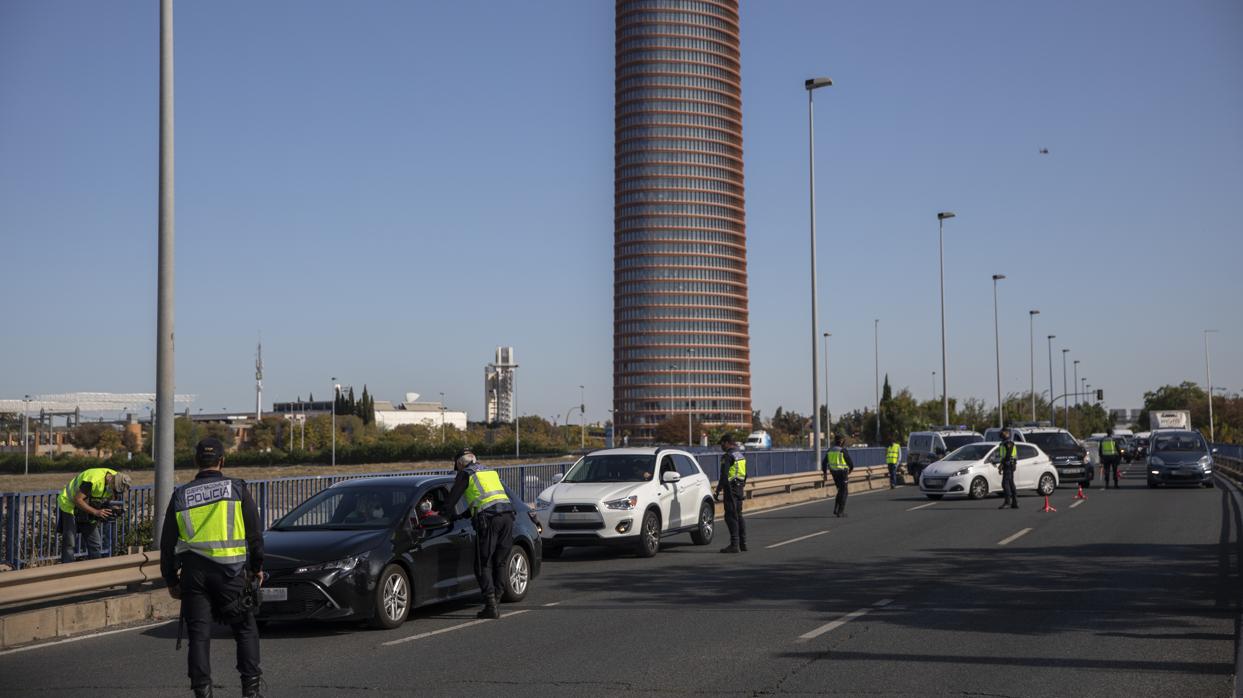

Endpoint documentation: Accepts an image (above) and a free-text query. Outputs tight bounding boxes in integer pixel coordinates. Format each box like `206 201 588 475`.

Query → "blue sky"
2 0 1240 425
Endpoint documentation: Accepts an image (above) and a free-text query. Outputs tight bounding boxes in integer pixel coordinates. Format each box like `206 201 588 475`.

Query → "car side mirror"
553 473 564 483
1212 448 1219 454
411 514 451 538
661 471 681 484
935 448 947 457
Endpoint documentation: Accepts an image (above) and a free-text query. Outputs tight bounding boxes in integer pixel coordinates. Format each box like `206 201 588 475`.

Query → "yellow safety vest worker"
726 452 747 482
1100 438 1117 456
174 478 248 564
886 444 901 465
464 467 510 516
57 468 117 514
827 450 849 471
1000 443 1018 461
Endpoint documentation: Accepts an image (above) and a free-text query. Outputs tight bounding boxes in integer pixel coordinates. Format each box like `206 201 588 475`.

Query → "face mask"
372 507 384 518
418 501 432 513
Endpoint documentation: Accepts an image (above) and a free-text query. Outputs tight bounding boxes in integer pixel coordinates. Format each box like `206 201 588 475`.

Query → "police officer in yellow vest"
886 441 902 489
441 448 516 619
997 428 1020 509
57 467 132 563
823 442 854 517
160 438 265 698
715 433 748 553
1099 428 1121 489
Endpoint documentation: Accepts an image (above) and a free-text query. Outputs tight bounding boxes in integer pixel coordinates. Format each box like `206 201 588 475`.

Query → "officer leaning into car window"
886 440 902 489
441 448 516 619
823 441 854 517
56 467 132 563
716 434 747 553
160 438 265 698
997 428 1019 509
1099 428 1121 489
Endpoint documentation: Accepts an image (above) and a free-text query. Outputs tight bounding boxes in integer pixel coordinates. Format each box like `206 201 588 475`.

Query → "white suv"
533 448 716 558
919 441 1060 500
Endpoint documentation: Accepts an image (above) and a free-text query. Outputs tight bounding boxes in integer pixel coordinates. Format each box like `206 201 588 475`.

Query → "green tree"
96 428 123 456
68 422 110 452
654 414 691 445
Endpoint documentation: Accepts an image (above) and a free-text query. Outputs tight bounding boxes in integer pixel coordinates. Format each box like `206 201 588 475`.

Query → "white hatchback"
919 442 1059 500
533 448 716 558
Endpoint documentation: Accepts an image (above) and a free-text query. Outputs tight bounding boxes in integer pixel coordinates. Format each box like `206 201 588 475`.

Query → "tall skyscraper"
613 0 752 442
485 346 517 424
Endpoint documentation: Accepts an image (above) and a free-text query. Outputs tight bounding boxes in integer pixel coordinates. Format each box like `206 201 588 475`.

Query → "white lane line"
542 601 561 607
0 619 175 656
799 599 893 640
382 609 530 646
766 530 830 549
1070 500 1084 509
906 501 939 512
998 527 1033 546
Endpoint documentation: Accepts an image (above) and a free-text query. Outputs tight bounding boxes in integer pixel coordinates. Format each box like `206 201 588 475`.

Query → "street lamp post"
512 364 521 458
874 318 881 442
685 349 694 446
932 371 936 403
1029 310 1040 420
1205 329 1218 442
1061 349 1070 429
992 274 1006 428
1073 360 1080 404
579 384 586 450
331 377 338 467
823 332 831 448
805 76 832 468
1047 335 1056 424
22 395 30 476
439 391 446 444
937 211 956 424
153 0 176 549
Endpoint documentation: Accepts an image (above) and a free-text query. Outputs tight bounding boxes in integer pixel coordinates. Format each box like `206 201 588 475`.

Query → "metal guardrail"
2 447 881 570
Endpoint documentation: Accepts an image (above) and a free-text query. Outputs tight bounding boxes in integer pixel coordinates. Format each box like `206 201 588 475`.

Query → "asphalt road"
3 462 1239 697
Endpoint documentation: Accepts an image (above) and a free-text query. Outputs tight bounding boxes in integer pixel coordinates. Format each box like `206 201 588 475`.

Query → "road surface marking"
906 501 938 511
998 528 1033 546
749 487 886 516
542 601 561 607
1070 500 1084 509
0 619 175 656
382 610 530 646
766 530 830 549
799 599 894 640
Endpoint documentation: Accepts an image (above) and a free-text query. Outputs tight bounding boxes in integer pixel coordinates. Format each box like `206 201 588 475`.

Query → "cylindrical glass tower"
613 0 751 442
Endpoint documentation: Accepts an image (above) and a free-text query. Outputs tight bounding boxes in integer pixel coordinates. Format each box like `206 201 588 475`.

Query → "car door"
657 453 682 530
673 453 706 528
983 445 1003 491
447 491 478 593
407 486 466 600
1015 445 1042 489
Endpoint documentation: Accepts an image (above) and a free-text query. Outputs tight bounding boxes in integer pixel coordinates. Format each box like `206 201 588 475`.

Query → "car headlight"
1199 456 1212 470
953 467 971 477
534 497 552 510
1148 456 1164 466
296 551 369 575
604 495 638 510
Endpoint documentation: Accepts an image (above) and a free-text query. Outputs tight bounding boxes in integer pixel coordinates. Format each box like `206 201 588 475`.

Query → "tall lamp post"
932 371 936 403
1046 335 1056 424
805 76 832 467
874 318 881 442
153 0 176 549
439 391 446 444
22 395 30 476
1061 349 1070 429
991 274 1006 428
685 349 694 446
1205 329 1218 442
579 384 586 450
937 211 956 424
1028 310 1040 420
823 332 831 448
1073 360 1080 404
331 377 339 467
512 364 521 458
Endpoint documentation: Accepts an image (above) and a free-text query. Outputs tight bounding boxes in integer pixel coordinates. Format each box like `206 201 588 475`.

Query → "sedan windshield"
271 486 414 531
944 434 984 450
943 444 995 462
1024 432 1078 451
1152 433 1207 452
563 454 655 483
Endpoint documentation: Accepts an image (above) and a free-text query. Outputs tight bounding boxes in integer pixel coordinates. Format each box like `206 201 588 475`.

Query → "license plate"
1060 468 1083 474
552 512 600 522
924 478 946 488
260 587 287 602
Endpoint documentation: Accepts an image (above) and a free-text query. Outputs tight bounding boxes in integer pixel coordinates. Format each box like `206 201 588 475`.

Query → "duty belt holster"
215 570 261 623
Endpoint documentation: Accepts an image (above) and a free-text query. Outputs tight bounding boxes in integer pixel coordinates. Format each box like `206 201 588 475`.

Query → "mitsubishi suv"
533 448 717 558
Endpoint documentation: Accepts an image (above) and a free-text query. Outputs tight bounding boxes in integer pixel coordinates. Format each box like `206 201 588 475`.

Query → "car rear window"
944 434 984 450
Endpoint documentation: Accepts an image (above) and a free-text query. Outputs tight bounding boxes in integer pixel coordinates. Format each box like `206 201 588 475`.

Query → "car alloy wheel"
692 502 714 545
508 548 529 597
383 570 408 621
1038 473 1055 496
636 510 660 558
968 477 988 500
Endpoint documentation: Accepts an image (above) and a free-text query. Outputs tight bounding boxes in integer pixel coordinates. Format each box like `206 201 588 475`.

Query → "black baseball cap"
195 437 226 465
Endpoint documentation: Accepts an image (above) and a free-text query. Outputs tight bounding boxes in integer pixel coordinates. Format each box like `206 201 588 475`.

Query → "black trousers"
473 510 514 600
179 555 261 689
1001 469 1017 504
721 482 746 545
1102 456 1121 486
831 470 849 514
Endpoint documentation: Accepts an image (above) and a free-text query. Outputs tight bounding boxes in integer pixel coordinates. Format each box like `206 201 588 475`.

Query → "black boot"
476 594 500 619
241 676 264 698
193 686 214 698
719 543 740 553
998 501 1010 509
739 542 748 552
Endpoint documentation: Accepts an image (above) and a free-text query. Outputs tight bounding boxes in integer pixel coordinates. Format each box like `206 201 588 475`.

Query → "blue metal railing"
0 447 897 570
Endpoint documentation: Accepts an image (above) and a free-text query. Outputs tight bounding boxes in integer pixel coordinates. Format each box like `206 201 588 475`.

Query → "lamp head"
937 211 956 220
805 77 833 90
992 274 1006 281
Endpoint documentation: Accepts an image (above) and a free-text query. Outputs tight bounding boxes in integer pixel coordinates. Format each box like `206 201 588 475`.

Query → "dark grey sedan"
1146 431 1216 488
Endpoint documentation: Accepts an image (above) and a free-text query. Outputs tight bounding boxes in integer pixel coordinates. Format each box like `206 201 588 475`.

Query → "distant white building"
485 346 517 424
374 393 467 431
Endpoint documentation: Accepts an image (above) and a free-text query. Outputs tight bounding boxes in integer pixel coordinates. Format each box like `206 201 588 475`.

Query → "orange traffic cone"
1074 484 1087 500
1041 495 1057 513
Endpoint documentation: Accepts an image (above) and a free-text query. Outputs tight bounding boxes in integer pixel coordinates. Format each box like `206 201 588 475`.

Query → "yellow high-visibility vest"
57 468 117 515
1100 438 1117 456
174 478 248 565
886 444 901 465
726 454 747 481
464 468 510 516
827 450 849 471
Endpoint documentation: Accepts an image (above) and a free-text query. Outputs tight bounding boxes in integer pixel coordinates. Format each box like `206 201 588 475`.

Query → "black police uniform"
1100 438 1121 488
998 438 1019 509
160 463 264 697
717 445 747 552
442 464 516 618
822 447 855 517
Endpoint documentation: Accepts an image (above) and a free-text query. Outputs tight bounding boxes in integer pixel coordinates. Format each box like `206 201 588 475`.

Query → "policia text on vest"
160 438 266 698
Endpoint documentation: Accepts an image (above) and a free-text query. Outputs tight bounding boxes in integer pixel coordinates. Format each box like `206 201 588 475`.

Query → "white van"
744 430 772 449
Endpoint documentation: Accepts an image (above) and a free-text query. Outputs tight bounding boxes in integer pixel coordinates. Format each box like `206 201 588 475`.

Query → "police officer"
716 434 747 553
57 467 132 563
160 438 265 698
997 428 1019 509
823 442 853 517
886 440 902 489
1099 428 1121 489
441 448 516 619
